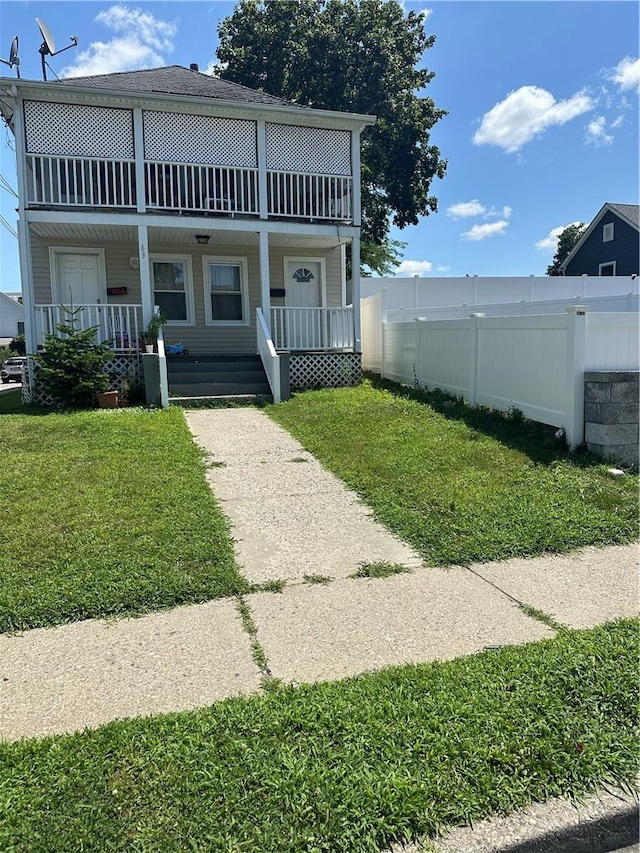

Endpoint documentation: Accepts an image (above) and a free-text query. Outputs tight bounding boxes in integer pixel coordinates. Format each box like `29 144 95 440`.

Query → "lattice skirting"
22 354 143 407
289 352 362 390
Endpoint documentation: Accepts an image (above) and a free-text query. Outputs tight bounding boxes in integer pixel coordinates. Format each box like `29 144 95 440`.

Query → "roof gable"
560 202 640 271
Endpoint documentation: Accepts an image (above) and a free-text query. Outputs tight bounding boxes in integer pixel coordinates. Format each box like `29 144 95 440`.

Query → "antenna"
35 18 78 81
0 36 21 78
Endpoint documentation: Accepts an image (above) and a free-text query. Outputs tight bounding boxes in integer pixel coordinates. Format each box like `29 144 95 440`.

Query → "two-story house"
0 64 375 403
561 202 639 277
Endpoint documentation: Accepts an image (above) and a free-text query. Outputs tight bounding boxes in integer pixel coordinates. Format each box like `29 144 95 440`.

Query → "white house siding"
29 234 344 354
0 293 24 341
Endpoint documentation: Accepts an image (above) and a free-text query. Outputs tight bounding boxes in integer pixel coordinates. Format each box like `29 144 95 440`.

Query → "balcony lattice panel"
144 111 257 167
266 124 351 176
24 101 134 158
290 352 362 390
23 355 142 407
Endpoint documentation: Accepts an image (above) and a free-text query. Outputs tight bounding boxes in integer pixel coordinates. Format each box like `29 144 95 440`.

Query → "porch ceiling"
29 221 347 249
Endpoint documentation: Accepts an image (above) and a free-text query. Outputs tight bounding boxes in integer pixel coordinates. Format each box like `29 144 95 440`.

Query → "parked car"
1 356 27 383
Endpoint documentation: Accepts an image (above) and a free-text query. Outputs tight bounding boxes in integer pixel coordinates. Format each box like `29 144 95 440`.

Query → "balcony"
25 154 353 223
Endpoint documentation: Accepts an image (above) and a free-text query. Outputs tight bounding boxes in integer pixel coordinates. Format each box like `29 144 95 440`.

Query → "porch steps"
167 355 272 401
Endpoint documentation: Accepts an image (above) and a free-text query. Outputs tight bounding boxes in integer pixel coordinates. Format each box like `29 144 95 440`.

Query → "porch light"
195 234 210 245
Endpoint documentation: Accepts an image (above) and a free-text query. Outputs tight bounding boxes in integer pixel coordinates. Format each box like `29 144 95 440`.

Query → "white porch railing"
145 161 259 214
267 171 352 220
270 307 354 351
256 308 281 403
34 304 143 352
26 155 136 207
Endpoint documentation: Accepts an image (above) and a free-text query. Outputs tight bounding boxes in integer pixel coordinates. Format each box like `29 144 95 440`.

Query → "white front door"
284 259 324 348
55 252 103 305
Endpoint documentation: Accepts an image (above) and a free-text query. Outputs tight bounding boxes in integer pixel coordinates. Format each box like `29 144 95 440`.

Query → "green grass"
352 561 412 579
267 381 638 566
0 406 248 632
1 620 637 852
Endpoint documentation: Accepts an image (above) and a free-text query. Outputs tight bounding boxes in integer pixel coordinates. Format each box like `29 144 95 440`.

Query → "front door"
55 252 104 306
284 259 324 349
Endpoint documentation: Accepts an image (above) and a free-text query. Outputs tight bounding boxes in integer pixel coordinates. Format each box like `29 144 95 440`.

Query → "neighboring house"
0 292 25 347
561 202 639 277
0 65 375 402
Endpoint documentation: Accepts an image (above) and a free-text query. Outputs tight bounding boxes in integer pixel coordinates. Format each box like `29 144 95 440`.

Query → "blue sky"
0 0 638 289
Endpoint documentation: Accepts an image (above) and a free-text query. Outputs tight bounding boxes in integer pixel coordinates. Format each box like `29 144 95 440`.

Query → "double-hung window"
151 255 193 325
204 257 249 325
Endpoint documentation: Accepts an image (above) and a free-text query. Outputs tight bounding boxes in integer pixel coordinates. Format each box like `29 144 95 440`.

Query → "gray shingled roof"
57 65 305 109
608 203 640 228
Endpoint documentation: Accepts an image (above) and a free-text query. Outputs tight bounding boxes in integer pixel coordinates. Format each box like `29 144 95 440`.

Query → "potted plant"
142 310 167 353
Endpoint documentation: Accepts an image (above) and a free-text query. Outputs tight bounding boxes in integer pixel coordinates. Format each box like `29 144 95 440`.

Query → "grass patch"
0 407 248 632
303 573 333 585
267 382 638 566
250 578 287 594
352 561 412 579
1 620 637 852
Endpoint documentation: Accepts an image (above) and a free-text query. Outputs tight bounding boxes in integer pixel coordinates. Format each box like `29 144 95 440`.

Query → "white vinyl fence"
362 296 639 449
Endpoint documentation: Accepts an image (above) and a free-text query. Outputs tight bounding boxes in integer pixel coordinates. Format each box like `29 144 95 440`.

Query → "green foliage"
8 334 26 355
268 382 638 566
352 561 411 578
0 407 247 632
34 309 113 407
216 0 447 274
1 620 637 851
143 309 167 343
547 223 587 276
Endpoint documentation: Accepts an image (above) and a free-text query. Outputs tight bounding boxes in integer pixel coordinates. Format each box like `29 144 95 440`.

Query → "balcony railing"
34 304 143 352
27 155 137 208
25 154 353 222
270 307 354 351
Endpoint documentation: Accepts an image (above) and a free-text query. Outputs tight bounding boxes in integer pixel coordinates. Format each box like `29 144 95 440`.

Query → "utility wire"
0 173 18 197
0 213 18 239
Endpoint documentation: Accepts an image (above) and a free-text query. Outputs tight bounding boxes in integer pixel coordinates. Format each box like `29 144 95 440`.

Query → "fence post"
468 313 485 406
565 306 588 450
380 288 388 379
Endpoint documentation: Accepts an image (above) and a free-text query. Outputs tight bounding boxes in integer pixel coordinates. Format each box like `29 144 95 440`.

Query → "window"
151 256 193 324
203 257 249 325
603 222 614 242
17 322 25 336
292 267 315 283
599 261 616 276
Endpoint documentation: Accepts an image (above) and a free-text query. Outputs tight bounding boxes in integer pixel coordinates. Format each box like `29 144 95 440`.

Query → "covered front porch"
24 214 363 403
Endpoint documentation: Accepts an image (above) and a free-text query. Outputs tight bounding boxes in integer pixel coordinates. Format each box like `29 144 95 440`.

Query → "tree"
546 223 587 276
216 0 447 274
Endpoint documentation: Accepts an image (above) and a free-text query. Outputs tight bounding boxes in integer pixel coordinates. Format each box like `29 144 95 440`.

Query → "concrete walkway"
0 408 637 743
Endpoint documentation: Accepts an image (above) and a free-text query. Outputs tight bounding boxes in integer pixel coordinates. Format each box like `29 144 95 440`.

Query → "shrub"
34 308 113 407
8 335 26 355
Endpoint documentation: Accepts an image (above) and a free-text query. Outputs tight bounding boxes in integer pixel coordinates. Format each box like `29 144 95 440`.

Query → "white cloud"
608 56 640 93
535 221 582 252
61 5 177 77
473 85 593 153
501 205 512 219
436 265 451 273
447 200 486 219
461 220 509 242
584 115 614 147
396 260 433 275
610 115 624 129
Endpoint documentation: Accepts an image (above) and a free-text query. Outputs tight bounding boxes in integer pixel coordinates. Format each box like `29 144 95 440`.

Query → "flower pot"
144 344 154 354
97 390 119 409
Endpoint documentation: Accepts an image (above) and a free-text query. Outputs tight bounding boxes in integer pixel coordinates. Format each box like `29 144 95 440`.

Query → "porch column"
259 230 271 334
11 93 36 354
133 108 146 213
257 120 268 220
138 224 153 326
351 131 362 227
351 234 361 352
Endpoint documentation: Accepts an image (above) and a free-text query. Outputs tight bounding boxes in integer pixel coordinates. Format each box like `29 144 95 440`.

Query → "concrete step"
168 368 268 384
169 382 271 397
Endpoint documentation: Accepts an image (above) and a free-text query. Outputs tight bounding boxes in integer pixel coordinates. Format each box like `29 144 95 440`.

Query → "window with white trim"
151 256 193 324
203 257 249 325
603 222 614 242
599 261 616 276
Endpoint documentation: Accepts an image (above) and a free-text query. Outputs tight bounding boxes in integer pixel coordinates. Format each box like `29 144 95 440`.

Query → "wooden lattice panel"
266 124 351 175
144 111 257 167
24 101 134 158
290 352 362 390
23 355 142 407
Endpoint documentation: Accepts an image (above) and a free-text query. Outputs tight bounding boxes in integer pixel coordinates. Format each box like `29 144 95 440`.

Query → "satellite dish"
0 36 21 78
35 17 78 81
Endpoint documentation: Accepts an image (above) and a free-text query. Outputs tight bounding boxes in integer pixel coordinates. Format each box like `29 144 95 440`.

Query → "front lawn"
268 381 638 566
0 406 247 632
1 620 637 852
